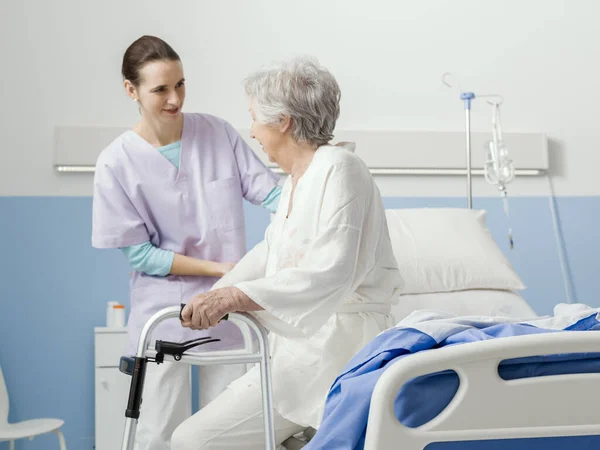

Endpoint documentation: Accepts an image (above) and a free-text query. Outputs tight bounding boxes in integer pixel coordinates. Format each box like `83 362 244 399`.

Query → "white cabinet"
94 327 129 450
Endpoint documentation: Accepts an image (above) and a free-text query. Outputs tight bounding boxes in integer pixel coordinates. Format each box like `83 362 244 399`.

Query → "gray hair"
244 56 341 147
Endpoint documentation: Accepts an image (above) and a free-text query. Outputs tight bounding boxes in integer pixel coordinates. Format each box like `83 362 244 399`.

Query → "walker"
118 305 276 450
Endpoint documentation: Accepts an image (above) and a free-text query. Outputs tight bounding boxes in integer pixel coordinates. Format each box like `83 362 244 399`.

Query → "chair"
0 366 66 450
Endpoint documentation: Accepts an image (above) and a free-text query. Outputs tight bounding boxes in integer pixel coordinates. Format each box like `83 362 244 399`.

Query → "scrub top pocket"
206 176 245 231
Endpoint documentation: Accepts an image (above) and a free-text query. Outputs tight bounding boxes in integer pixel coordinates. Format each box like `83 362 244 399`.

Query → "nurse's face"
127 59 186 124
249 99 289 165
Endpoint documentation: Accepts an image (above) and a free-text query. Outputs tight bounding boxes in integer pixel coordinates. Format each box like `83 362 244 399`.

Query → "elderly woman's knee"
171 422 210 450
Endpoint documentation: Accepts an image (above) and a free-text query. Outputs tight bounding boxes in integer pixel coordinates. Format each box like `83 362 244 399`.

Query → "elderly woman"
171 57 402 449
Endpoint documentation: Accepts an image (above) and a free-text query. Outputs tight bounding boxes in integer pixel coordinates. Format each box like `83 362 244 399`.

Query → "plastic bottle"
113 304 126 328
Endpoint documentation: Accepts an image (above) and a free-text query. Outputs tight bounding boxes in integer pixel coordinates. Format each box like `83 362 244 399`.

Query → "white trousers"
171 381 305 450
133 361 248 450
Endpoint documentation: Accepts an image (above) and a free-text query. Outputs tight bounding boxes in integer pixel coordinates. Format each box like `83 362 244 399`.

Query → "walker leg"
257 330 276 449
122 417 138 450
121 357 148 450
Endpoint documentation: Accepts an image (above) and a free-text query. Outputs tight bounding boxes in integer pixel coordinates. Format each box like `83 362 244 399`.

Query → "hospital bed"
364 328 600 450
285 206 600 449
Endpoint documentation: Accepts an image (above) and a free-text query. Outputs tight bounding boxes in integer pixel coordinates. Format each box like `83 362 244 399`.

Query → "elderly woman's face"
249 99 286 164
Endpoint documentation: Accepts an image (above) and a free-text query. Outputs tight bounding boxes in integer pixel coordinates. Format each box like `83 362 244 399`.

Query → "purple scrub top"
92 113 279 354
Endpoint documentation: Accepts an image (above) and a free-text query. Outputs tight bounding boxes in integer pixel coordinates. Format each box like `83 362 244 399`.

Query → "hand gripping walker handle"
179 303 229 322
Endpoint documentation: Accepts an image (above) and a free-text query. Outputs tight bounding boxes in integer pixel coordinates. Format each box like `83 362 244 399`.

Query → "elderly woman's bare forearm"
229 287 264 312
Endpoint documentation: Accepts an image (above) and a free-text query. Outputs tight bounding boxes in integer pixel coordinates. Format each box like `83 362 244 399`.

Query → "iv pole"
461 91 475 209
442 73 502 210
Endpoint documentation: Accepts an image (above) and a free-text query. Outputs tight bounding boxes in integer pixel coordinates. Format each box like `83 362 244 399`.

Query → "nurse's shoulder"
95 131 137 174
185 112 240 141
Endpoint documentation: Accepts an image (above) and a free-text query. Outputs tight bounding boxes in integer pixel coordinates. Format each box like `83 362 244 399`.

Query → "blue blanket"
305 310 600 450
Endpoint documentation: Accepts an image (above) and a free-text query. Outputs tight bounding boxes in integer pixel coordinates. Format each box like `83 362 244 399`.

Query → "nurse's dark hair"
122 36 180 86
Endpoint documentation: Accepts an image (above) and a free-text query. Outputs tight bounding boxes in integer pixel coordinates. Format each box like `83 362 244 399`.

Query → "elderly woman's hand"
181 287 262 330
180 287 237 330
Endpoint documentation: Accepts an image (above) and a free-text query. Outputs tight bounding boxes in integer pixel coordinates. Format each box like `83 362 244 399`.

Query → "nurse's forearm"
169 253 233 277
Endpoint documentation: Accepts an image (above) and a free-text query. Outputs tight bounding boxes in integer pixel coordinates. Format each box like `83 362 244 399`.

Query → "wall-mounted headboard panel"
54 126 548 175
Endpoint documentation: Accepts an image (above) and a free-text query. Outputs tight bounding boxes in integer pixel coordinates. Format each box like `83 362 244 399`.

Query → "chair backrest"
0 366 9 424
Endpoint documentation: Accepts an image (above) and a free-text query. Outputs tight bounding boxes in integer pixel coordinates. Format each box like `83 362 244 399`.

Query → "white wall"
1 0 598 197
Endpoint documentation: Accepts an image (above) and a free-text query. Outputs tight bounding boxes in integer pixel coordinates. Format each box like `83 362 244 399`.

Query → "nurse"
91 35 280 450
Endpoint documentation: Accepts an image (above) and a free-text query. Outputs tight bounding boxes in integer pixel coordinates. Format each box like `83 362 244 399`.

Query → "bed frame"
364 330 600 449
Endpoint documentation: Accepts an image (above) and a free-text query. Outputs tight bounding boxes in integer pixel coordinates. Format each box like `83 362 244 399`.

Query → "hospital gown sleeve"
224 122 280 205
92 158 150 248
235 161 371 338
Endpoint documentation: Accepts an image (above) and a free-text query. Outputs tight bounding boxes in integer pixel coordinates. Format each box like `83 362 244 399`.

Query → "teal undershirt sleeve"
121 242 175 277
261 185 282 213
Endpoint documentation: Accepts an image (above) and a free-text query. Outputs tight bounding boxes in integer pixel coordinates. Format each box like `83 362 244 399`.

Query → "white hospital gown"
213 145 403 428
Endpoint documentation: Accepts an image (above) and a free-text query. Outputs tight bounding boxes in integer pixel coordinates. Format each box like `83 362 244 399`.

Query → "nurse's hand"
180 287 238 330
215 262 236 277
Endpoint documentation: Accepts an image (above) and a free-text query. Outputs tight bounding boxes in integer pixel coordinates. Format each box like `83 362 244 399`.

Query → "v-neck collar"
283 145 323 220
127 113 189 182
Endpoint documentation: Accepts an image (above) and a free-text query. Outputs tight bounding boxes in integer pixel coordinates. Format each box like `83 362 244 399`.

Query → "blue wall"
0 196 598 449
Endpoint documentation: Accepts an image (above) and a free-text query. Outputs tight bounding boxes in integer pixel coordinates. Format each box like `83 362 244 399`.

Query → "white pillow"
385 208 525 294
391 290 537 323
